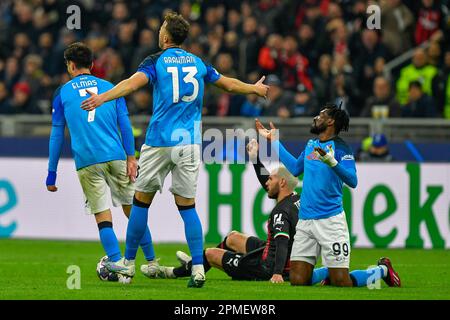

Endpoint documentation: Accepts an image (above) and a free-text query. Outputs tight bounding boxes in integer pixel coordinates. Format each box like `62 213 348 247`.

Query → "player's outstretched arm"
46 124 65 192
213 75 269 97
247 139 269 191
256 120 304 177
81 72 148 111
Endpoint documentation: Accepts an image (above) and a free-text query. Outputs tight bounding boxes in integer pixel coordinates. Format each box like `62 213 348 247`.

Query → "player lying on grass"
80 12 268 287
256 103 401 287
145 139 300 283
46 43 156 280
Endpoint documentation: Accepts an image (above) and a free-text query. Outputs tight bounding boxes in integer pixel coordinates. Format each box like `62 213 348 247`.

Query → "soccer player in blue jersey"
81 12 269 287
46 43 156 281
256 103 401 288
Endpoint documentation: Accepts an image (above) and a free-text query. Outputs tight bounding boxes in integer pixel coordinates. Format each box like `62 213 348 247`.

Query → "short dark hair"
409 80 423 90
164 12 190 45
324 102 350 135
63 42 93 69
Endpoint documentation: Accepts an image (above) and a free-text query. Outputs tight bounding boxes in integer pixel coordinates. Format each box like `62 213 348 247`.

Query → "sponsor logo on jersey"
341 155 355 161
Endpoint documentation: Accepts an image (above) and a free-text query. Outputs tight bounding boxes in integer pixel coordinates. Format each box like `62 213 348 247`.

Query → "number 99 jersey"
137 47 222 147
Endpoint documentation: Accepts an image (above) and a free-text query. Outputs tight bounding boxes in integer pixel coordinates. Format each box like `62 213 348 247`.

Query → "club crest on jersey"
306 152 320 160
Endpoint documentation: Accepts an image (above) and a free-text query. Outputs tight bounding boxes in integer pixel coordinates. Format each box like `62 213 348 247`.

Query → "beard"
268 189 279 199
310 121 327 134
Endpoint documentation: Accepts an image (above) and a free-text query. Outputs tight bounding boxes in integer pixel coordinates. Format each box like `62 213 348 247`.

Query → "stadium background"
0 0 450 300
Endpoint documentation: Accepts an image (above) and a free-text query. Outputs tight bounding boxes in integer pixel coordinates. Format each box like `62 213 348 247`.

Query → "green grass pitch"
1 239 449 300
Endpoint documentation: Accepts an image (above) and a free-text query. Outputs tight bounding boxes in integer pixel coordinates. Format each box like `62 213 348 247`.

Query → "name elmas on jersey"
71 78 98 89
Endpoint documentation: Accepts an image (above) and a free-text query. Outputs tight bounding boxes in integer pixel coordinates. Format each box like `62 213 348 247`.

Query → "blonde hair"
271 165 298 191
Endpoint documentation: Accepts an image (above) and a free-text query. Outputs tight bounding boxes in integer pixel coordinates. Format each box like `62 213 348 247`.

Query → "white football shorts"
290 212 351 268
135 144 201 199
77 160 134 215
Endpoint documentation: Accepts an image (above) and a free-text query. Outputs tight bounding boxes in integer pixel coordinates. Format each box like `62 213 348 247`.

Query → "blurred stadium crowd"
0 0 449 119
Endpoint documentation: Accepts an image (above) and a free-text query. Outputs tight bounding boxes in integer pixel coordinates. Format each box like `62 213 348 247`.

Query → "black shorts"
222 237 271 281
245 236 266 252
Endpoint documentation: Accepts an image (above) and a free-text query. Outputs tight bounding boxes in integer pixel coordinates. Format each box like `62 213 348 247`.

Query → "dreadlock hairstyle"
324 102 350 135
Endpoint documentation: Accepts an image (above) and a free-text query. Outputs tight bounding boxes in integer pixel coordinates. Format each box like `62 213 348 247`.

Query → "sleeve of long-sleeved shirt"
333 146 358 188
116 97 135 156
272 209 292 274
272 140 305 177
252 155 270 191
48 88 65 172
273 237 290 275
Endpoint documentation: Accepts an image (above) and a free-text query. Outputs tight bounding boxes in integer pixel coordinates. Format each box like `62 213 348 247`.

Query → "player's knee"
330 276 353 287
227 230 239 237
289 272 310 286
204 248 216 263
226 230 240 244
134 192 153 206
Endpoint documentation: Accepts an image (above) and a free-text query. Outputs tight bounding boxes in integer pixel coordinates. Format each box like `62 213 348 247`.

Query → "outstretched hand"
246 138 259 160
254 76 269 98
81 89 105 111
255 119 278 142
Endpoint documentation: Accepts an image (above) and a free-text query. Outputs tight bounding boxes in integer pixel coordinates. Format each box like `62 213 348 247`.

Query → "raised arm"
255 119 304 177
213 75 269 97
81 72 148 111
246 139 269 191
252 156 270 191
273 140 305 177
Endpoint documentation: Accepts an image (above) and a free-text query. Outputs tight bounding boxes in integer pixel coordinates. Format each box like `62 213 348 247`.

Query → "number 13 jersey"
137 47 222 147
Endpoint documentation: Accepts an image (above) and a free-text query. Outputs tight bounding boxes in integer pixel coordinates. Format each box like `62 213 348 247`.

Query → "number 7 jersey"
51 74 128 170
137 47 222 147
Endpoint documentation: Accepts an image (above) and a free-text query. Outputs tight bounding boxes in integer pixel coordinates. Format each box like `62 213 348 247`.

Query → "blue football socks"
98 221 121 262
178 205 204 265
125 198 150 260
350 266 385 287
140 226 155 261
311 267 329 285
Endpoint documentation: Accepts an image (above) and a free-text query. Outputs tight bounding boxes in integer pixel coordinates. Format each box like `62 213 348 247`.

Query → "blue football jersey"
137 47 221 147
52 74 128 170
299 136 357 220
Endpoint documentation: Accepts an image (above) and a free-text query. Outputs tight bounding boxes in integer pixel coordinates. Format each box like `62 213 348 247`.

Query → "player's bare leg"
328 268 353 287
135 191 155 205
204 248 226 271
94 209 113 224
122 205 131 217
224 231 250 253
174 194 205 288
289 261 314 286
